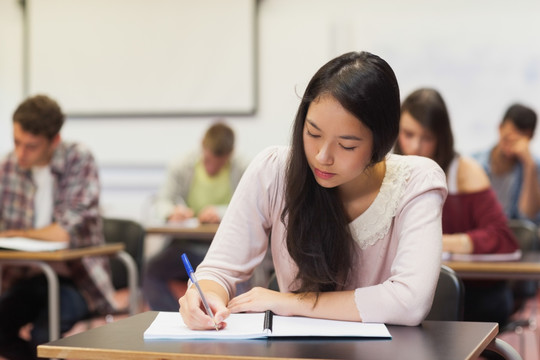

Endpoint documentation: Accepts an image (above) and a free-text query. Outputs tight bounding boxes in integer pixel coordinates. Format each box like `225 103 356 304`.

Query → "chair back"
102 217 146 289
267 272 279 291
425 265 464 321
508 218 538 253
508 218 539 303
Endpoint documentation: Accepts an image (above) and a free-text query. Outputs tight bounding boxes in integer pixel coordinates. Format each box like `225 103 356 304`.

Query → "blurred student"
179 52 447 330
0 95 116 359
143 122 248 311
473 104 540 223
395 88 519 326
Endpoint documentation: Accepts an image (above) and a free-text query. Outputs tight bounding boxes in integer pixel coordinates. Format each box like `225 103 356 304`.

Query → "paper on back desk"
0 237 68 252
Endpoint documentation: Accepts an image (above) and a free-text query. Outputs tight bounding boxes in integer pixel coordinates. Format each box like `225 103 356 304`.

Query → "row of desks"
147 223 540 281
3 223 540 339
1 223 537 359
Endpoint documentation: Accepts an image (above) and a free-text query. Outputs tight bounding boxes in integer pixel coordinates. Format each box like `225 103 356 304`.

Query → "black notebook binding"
263 310 274 333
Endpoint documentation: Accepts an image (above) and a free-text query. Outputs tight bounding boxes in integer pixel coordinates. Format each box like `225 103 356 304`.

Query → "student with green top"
143 122 248 311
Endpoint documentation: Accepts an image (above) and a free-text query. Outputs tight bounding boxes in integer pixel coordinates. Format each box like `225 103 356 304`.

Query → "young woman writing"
179 52 448 329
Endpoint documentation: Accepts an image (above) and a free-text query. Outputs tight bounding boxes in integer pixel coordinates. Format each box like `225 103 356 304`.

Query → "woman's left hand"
227 287 296 316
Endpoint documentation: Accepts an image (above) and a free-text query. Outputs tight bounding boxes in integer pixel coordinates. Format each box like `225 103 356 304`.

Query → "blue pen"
181 253 219 331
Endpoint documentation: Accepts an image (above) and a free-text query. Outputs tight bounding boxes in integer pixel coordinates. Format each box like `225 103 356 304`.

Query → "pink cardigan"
196 147 448 325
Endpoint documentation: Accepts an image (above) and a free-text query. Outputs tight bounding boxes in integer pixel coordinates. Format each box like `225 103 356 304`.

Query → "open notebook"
0 237 68 252
143 311 391 340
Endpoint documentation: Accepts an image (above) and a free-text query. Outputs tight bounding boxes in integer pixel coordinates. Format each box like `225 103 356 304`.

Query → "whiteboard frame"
23 0 258 118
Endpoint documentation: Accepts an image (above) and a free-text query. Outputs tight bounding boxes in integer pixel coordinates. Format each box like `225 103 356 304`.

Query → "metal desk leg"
35 261 60 341
0 260 59 341
114 250 139 315
482 338 523 360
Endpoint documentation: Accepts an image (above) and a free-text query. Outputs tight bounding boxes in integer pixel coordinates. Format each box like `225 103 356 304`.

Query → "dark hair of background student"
394 88 455 173
282 51 400 294
12 94 65 140
501 103 538 137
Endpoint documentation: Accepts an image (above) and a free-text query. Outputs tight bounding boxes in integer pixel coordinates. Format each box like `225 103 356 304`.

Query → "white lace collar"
349 155 411 249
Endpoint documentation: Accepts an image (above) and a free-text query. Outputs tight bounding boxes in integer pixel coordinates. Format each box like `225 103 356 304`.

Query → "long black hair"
281 51 400 294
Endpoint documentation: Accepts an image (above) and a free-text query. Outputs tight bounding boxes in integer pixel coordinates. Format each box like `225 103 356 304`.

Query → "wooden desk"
146 223 219 241
445 252 540 280
0 243 138 341
38 311 499 360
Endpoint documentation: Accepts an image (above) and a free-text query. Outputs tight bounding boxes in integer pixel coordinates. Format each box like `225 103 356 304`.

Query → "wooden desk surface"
38 311 498 360
0 243 125 261
145 223 219 240
445 252 540 280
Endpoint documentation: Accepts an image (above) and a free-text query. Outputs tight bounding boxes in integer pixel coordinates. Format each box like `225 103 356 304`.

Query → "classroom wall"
1 0 540 222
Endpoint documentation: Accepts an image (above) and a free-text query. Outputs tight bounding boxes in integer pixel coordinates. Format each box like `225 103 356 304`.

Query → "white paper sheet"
143 311 392 340
0 237 68 252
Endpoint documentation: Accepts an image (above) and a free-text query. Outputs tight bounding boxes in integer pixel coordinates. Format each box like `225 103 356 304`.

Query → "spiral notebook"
143 311 391 340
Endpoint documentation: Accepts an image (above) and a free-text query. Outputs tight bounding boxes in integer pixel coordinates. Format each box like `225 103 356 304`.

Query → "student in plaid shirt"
0 94 116 360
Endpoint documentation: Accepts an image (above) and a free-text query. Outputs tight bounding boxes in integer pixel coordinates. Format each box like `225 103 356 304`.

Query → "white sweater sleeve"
354 161 447 325
194 146 286 297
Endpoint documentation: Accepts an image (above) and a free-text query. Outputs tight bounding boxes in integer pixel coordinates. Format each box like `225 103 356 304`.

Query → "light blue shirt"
473 147 540 223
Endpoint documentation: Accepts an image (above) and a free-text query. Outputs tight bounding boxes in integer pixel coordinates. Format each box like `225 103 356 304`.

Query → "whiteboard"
330 0 540 155
26 0 256 116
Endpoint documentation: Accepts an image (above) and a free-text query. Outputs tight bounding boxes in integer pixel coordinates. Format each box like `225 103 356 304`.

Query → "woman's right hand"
179 286 230 330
